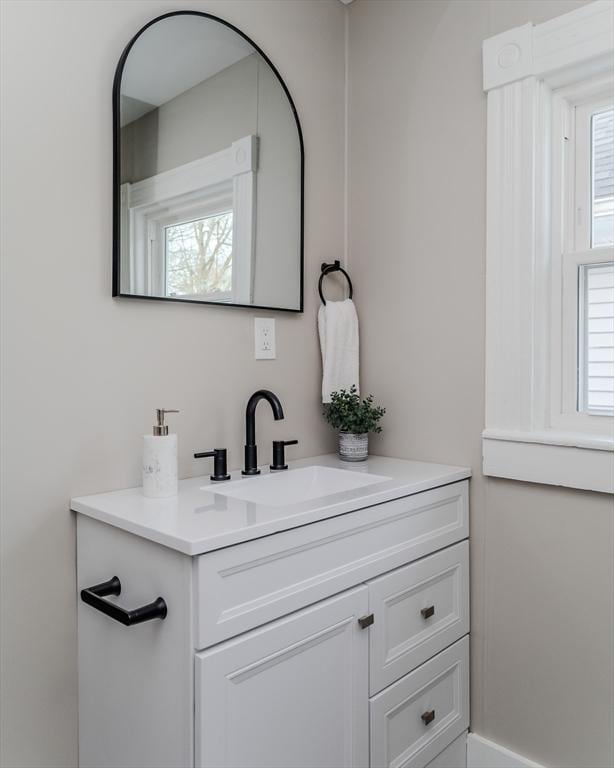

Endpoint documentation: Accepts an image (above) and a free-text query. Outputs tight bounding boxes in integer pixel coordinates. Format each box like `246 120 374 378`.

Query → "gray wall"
347 1 613 766
0 1 344 766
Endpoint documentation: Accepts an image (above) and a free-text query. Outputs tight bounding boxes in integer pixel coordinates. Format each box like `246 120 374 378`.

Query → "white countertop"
71 454 470 556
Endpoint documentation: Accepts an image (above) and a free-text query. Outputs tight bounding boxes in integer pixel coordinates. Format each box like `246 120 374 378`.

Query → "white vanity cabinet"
74 455 471 768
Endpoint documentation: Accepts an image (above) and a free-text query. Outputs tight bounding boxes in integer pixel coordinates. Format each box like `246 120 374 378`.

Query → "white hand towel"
318 298 360 403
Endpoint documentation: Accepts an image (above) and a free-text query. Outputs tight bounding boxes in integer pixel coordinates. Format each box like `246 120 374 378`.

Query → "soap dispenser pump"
142 409 179 499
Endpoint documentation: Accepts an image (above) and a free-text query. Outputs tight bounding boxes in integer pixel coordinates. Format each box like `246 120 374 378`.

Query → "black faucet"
243 390 284 475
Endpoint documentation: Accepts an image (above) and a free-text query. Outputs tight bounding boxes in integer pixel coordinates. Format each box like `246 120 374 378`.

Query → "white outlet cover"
254 317 276 359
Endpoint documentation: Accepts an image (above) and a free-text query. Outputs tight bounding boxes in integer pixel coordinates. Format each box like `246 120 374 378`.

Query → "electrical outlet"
254 317 276 359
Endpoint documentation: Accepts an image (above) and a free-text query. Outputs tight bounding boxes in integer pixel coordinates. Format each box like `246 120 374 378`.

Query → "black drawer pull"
80 576 167 626
421 709 435 725
358 613 374 629
421 605 435 619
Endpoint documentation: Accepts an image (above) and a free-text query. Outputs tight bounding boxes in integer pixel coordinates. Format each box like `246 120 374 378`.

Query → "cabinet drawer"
370 636 469 768
369 541 469 694
194 481 468 648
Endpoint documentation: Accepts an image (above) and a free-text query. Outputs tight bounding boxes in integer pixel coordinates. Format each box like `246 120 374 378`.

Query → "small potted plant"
323 386 385 461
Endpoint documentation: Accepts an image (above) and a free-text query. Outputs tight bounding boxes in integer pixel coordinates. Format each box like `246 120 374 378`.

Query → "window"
165 211 234 300
573 102 613 252
556 93 614 430
591 108 614 247
579 262 614 414
482 1 614 493
577 107 614 415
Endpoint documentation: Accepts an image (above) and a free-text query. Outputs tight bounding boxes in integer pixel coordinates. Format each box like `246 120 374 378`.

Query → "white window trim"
482 0 614 494
121 134 258 304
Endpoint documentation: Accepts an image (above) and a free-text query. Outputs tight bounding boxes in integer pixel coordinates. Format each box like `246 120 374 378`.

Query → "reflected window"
165 212 233 299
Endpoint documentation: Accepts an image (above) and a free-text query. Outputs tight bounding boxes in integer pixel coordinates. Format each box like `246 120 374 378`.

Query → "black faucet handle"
194 448 230 482
270 440 298 471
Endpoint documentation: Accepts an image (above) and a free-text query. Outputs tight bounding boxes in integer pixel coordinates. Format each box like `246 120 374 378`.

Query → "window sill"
482 429 614 494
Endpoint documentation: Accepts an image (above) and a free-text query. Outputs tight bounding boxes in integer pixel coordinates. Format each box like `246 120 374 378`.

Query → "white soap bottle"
142 409 179 498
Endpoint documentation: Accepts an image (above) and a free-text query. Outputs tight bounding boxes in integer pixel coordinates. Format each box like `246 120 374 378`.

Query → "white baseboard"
467 734 545 768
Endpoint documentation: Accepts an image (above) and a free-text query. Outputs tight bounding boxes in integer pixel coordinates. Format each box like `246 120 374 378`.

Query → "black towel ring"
318 261 353 305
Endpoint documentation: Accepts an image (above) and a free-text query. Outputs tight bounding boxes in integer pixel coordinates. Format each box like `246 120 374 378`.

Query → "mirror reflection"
114 13 303 310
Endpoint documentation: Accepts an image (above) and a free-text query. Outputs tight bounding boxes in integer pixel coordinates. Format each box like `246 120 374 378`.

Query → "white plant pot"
338 432 369 462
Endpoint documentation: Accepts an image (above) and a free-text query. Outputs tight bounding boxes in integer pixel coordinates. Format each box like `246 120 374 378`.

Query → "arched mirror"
113 12 304 311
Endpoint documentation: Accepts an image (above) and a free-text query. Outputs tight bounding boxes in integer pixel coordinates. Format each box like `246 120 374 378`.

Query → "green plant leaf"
323 385 386 434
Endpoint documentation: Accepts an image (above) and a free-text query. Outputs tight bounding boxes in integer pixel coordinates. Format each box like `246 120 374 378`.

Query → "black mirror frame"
112 10 305 313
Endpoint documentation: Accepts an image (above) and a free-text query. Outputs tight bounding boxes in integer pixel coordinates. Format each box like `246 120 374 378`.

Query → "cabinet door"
424 732 467 768
195 586 369 768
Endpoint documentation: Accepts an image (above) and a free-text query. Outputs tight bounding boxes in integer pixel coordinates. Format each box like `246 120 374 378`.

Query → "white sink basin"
204 465 391 506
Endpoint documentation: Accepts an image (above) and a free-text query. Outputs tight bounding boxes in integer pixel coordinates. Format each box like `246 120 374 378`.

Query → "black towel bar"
80 576 167 626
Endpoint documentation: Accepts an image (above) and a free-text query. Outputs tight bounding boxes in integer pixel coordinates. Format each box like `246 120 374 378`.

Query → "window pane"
580 262 614 413
165 211 233 298
591 108 614 247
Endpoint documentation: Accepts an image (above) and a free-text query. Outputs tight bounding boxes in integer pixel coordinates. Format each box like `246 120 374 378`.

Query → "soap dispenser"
142 409 179 499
